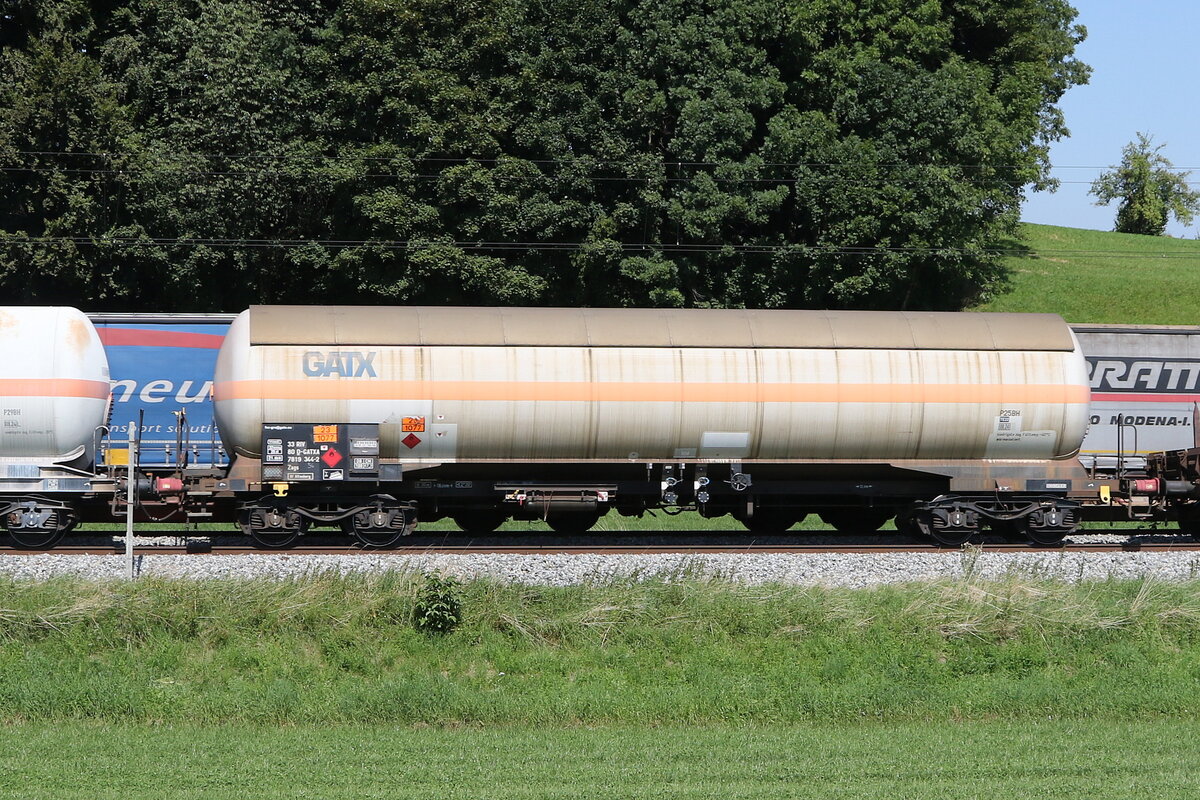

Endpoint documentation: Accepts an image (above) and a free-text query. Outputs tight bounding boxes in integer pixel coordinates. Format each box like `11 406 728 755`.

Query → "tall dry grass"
0 571 1198 724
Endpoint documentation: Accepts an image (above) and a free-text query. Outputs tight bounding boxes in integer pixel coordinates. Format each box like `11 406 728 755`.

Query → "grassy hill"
973 223 1200 324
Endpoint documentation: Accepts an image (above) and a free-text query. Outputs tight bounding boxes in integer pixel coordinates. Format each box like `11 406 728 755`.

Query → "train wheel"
912 510 976 547
353 531 405 549
1027 506 1076 547
3 505 75 550
1177 508 1200 541
344 507 415 550
6 526 68 550
545 511 601 534
818 509 892 533
930 529 974 547
739 511 801 534
241 507 306 550
452 510 508 534
1027 525 1068 547
249 528 303 550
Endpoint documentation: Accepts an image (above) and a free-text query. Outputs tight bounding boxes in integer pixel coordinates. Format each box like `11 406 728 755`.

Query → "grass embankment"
3 574 1200 797
2 574 1198 725
975 223 1200 323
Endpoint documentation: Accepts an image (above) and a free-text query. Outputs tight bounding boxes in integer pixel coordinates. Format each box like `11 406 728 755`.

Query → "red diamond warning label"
402 433 422 449
321 447 343 468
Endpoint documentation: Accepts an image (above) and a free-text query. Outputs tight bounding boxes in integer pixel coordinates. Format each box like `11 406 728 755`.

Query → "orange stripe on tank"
213 380 1089 404
0 378 110 399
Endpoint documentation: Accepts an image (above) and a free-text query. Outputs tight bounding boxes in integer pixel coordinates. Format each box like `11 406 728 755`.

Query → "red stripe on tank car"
0 379 111 399
96 328 225 349
214 380 1090 404
1090 393 1200 402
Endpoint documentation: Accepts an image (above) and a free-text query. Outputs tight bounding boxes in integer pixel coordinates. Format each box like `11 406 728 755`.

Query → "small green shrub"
412 572 462 634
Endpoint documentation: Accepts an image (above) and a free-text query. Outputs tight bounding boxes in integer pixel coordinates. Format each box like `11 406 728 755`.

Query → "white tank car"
0 307 110 464
213 306 1090 465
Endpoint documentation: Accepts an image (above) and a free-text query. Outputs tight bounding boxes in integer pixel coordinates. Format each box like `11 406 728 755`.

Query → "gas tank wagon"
210 306 1092 548
0 307 113 547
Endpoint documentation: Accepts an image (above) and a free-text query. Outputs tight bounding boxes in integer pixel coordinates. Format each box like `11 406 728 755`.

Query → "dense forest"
0 0 1088 312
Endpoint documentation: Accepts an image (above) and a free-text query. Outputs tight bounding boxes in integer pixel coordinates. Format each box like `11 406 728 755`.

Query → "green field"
975 223 1200 324
3 720 1198 799
2 575 1199 796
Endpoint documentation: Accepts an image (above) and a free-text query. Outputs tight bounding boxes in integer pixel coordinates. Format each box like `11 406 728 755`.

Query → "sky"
1019 0 1200 237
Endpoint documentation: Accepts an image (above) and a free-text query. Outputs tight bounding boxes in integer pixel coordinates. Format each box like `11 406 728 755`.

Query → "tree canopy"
0 0 1089 311
1089 132 1200 236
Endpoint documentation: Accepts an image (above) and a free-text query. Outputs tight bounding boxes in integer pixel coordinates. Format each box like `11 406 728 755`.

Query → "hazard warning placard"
401 416 426 432
259 423 381 482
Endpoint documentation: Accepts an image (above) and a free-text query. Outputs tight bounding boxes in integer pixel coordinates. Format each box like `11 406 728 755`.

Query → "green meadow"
2 574 1199 797
976 223 1200 324
4 720 1198 799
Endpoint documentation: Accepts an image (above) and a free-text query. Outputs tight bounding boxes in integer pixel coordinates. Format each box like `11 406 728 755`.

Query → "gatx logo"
302 351 379 378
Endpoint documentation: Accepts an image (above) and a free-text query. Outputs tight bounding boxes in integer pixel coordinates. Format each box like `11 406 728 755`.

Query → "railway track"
2 539 1198 555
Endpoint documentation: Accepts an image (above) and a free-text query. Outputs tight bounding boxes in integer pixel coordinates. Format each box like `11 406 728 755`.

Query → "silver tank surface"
213 306 1090 464
0 307 111 462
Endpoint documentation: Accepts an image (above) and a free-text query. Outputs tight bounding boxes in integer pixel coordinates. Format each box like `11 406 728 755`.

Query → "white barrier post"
126 421 136 580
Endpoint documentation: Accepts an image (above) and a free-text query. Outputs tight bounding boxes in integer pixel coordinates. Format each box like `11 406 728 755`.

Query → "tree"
0 1 131 304
0 0 1091 311
319 0 1090 310
1089 133 1200 236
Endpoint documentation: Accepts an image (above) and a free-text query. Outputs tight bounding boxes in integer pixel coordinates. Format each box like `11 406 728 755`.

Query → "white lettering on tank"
111 380 214 404
110 380 137 403
175 381 211 403
139 380 173 402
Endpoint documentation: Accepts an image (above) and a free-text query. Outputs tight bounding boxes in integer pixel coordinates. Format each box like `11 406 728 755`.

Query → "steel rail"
1 541 1198 556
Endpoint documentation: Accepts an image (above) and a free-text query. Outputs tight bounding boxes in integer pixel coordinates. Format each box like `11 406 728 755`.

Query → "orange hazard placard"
401 416 426 432
313 424 338 443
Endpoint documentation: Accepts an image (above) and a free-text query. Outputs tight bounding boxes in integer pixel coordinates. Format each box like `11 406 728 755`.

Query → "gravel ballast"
2 549 1200 585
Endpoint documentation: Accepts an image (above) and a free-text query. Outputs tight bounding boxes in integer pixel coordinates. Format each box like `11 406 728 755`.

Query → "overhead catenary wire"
0 165 1165 186
10 150 1200 172
0 166 1038 185
6 236 1200 258
6 151 1200 257
4 153 1196 187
